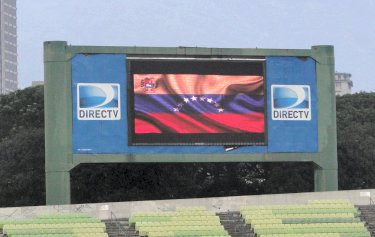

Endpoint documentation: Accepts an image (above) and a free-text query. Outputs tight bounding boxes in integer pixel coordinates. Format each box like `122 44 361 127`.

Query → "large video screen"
128 58 265 145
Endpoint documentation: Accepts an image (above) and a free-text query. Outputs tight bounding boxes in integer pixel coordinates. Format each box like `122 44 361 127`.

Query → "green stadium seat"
240 200 370 237
1 213 107 237
128 207 227 237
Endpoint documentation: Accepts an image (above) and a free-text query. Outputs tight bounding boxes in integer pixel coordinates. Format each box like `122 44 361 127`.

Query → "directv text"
272 109 311 121
78 108 120 120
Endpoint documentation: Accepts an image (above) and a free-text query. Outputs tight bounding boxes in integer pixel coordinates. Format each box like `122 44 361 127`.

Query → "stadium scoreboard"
44 42 338 205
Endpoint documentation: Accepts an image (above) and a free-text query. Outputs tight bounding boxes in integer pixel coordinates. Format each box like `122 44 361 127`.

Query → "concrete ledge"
1 189 374 220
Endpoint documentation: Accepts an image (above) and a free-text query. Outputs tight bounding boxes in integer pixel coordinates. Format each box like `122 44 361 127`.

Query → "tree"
0 128 44 206
336 93 375 189
0 86 45 207
0 86 44 139
71 163 209 203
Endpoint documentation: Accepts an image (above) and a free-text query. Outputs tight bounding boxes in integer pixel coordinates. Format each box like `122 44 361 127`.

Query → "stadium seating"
1 199 373 237
128 206 230 237
240 199 371 237
1 212 108 237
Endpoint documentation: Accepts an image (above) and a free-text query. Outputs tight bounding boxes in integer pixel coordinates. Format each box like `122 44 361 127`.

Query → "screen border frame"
126 56 268 146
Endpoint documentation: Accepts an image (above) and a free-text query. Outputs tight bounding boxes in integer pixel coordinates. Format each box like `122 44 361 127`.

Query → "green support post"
312 45 338 191
44 41 73 204
314 166 338 191
45 171 71 204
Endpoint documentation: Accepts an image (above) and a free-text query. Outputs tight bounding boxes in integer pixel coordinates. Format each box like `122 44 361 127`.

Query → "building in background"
31 80 44 87
0 0 17 95
335 72 353 96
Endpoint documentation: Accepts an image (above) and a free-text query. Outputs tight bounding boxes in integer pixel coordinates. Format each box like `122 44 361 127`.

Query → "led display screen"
128 59 265 145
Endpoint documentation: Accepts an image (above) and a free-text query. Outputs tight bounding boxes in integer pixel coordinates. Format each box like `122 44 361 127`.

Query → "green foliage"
260 163 314 194
0 86 45 207
0 86 44 140
71 163 210 203
0 128 45 206
336 93 375 189
71 162 313 204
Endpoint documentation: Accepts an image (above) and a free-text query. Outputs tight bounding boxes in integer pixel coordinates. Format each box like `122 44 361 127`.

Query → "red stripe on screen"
134 113 264 134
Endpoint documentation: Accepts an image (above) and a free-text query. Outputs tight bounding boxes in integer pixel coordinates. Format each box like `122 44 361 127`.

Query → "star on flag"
172 95 224 113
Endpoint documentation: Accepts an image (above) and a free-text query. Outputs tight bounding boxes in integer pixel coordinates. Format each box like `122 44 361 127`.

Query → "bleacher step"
357 205 375 237
103 218 138 237
217 211 255 237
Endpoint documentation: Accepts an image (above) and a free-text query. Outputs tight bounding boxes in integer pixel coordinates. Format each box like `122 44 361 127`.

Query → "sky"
18 0 375 92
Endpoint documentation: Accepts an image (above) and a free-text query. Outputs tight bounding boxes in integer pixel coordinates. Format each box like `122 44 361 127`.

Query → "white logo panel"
271 85 311 121
77 83 121 120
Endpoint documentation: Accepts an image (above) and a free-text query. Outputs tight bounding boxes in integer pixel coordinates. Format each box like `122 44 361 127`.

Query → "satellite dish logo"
271 85 311 120
77 83 120 120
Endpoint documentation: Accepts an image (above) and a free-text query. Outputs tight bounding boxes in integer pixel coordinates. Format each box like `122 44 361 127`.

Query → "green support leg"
312 45 338 192
44 41 73 205
46 171 71 205
314 166 338 191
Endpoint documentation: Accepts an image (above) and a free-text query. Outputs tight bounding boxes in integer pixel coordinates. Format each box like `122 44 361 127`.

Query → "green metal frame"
44 41 337 205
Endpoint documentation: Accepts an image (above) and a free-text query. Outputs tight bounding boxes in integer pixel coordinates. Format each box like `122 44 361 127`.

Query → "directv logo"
77 83 121 120
271 85 311 121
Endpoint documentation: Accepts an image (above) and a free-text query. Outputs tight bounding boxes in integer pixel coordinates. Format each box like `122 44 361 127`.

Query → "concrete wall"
1 189 374 220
